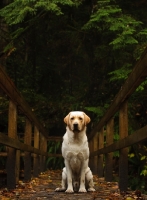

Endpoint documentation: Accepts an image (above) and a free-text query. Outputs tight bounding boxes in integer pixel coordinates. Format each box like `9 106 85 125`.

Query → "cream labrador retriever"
55 111 95 193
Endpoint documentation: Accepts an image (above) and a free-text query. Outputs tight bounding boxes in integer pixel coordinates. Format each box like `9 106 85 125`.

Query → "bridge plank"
88 47 147 140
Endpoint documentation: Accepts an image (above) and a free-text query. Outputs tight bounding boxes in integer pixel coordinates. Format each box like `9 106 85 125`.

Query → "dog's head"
64 111 90 133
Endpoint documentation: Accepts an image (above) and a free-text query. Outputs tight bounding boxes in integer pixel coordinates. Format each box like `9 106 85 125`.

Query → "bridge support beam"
24 118 32 181
119 100 128 191
40 135 47 172
33 126 40 177
92 133 98 174
105 118 114 181
6 100 17 189
97 128 104 177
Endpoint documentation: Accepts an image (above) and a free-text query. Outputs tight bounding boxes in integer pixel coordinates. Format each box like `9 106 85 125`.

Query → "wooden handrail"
88 47 147 140
0 66 48 138
0 132 61 157
90 125 147 156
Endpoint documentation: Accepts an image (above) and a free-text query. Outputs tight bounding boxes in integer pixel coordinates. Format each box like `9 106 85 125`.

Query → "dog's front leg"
79 163 87 193
65 160 74 193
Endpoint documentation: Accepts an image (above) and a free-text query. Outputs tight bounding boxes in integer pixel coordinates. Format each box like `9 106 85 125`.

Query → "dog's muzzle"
73 123 79 132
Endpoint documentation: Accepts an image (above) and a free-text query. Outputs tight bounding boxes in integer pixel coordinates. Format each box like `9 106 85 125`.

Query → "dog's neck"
66 126 87 143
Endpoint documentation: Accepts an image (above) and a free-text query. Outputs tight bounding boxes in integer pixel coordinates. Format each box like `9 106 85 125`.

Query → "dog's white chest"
62 138 89 160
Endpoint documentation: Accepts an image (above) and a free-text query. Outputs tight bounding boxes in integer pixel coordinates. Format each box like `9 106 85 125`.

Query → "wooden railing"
1 47 147 191
88 47 147 191
0 66 61 189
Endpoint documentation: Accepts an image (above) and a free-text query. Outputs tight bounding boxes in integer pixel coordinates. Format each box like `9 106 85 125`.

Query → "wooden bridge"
0 47 147 199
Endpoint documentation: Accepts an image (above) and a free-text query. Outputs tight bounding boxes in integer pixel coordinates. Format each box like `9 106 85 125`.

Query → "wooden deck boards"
0 170 146 200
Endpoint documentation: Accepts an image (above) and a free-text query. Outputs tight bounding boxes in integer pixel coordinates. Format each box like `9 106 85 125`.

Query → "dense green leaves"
0 0 78 25
83 0 143 50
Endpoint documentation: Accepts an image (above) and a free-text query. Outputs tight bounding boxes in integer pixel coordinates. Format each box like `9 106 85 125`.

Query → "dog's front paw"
55 187 66 192
88 187 95 192
65 188 74 193
79 188 87 193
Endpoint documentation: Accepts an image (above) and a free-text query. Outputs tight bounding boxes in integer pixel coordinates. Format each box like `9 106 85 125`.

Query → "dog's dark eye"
71 117 74 120
79 117 83 120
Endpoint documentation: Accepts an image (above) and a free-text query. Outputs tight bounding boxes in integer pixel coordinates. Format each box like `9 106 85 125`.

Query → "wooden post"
89 139 93 171
105 118 114 181
6 100 17 189
43 137 47 171
119 100 128 191
15 147 20 184
33 126 40 177
24 118 32 181
40 134 47 172
92 133 98 174
97 127 104 177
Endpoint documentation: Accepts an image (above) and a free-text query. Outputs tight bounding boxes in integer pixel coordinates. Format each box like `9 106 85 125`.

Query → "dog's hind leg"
55 167 67 192
85 167 95 192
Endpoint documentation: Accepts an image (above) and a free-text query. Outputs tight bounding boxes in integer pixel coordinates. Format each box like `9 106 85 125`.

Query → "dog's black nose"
73 123 78 130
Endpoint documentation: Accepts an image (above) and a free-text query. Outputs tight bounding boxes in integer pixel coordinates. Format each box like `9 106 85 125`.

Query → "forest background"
0 0 147 192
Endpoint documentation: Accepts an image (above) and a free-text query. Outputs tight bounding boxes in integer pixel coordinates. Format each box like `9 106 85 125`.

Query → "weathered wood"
47 136 62 141
43 138 47 172
88 47 147 141
0 132 62 157
13 135 62 141
119 101 128 192
90 124 147 157
0 151 62 157
6 100 17 189
89 139 93 172
92 133 98 174
0 65 48 138
33 126 39 177
24 118 32 181
15 149 20 183
97 128 104 177
105 118 114 182
40 134 47 172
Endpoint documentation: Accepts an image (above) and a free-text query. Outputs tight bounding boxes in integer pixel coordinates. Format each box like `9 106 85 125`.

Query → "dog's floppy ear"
64 113 70 125
83 112 91 125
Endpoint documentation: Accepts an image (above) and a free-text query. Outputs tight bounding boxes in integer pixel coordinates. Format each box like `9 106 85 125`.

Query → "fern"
136 79 147 92
0 0 78 25
85 104 109 117
85 106 104 116
108 64 132 82
82 0 142 50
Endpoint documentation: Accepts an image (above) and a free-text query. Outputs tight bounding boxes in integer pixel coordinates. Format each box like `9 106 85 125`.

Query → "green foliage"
46 141 64 169
108 64 132 82
83 0 122 30
83 0 144 50
85 106 104 117
136 79 147 92
129 176 146 193
140 165 147 176
85 105 109 116
128 144 147 193
0 0 77 25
